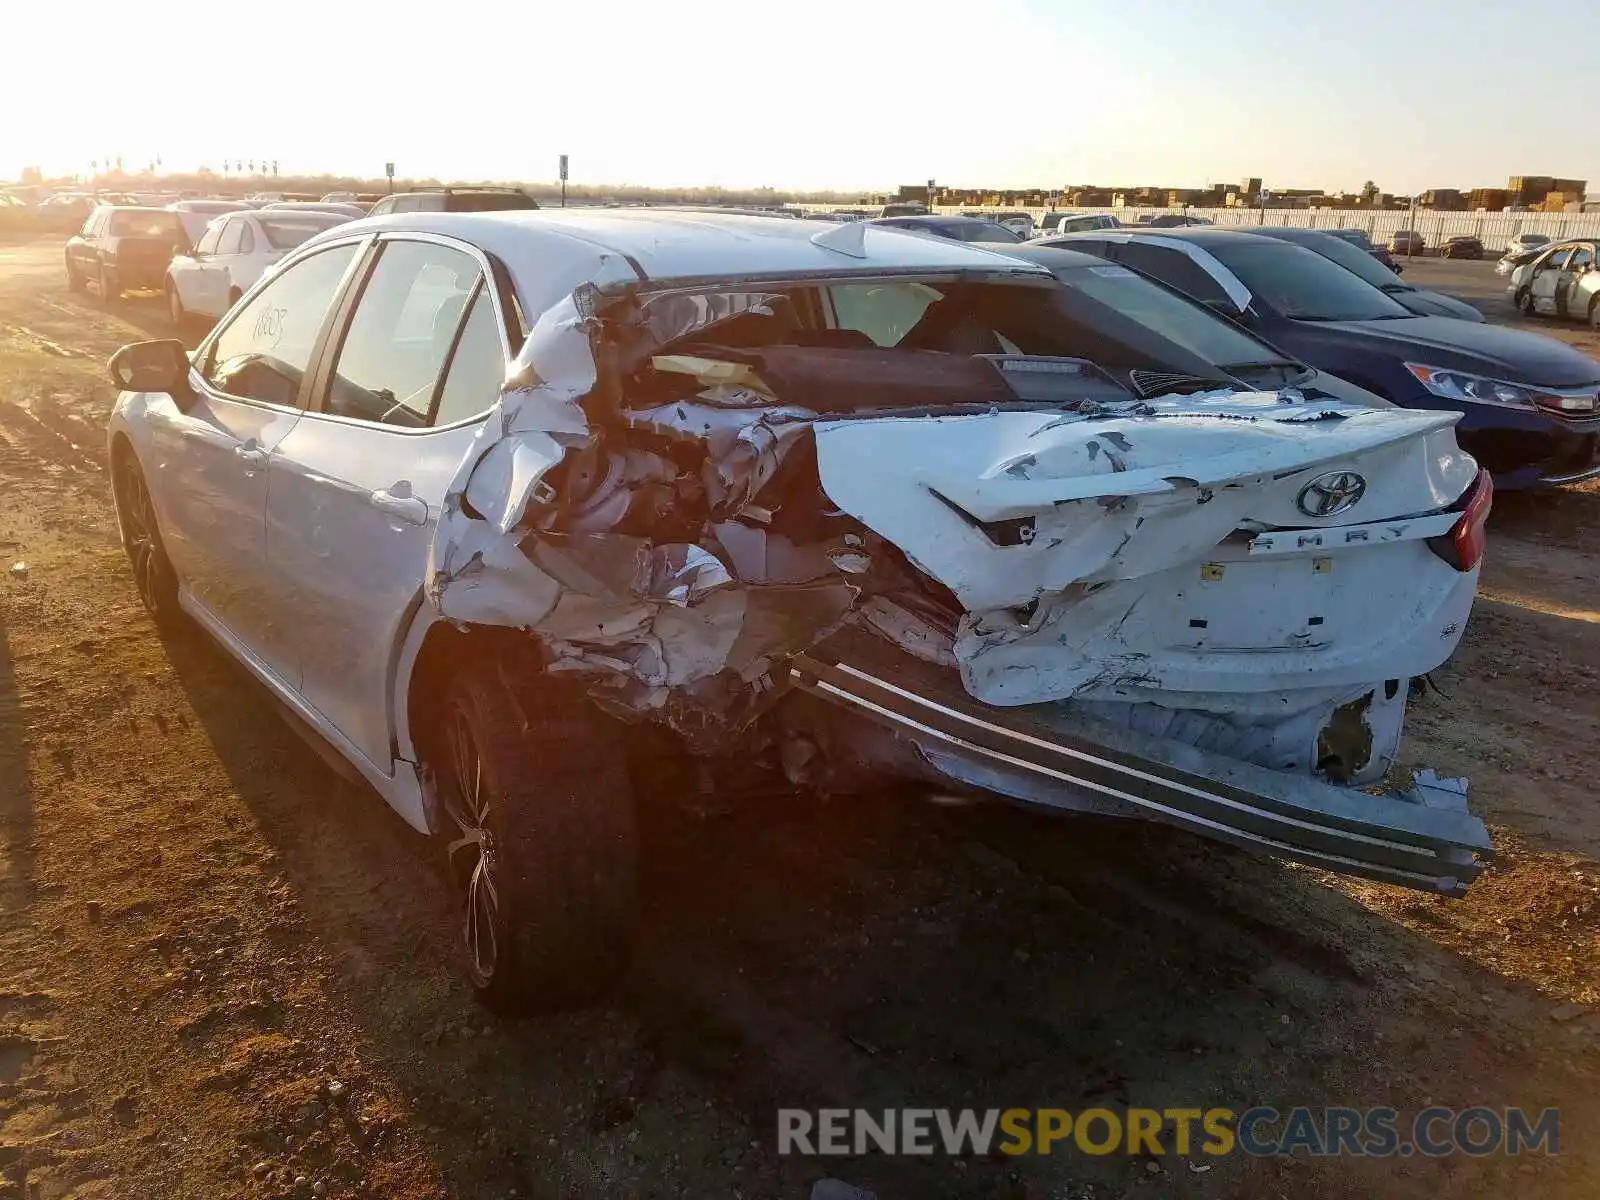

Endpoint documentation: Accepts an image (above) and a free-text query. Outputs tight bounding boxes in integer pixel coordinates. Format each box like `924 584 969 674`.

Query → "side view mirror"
108 339 195 406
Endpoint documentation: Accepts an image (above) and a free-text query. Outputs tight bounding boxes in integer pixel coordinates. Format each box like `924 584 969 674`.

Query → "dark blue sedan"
1041 227 1600 488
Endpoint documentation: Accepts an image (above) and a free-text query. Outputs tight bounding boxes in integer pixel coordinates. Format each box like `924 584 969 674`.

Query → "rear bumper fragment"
791 636 1490 896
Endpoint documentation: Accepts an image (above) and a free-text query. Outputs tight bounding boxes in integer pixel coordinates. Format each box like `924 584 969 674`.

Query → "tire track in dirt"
0 399 103 475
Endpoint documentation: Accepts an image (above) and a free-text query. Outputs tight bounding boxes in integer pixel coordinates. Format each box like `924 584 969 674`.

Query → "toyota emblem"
1296 471 1367 518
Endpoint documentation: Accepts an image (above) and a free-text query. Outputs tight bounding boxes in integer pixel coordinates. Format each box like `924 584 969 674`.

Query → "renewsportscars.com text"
777 1106 1559 1158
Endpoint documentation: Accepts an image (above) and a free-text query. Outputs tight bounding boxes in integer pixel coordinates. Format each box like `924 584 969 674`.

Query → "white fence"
936 206 1600 246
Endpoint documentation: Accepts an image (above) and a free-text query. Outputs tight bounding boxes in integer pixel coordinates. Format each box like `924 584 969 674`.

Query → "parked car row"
62 189 541 312
103 207 1501 1008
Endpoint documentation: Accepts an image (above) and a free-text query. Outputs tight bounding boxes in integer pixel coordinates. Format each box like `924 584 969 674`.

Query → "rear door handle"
370 488 429 526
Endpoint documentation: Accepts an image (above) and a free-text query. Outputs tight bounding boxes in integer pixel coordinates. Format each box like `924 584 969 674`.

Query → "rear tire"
65 261 85 292
226 286 242 311
1589 296 1600 331
166 279 186 328
99 263 120 304
432 666 637 1014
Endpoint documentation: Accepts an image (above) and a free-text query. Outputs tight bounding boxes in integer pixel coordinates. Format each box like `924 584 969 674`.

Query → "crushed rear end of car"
423 271 1495 895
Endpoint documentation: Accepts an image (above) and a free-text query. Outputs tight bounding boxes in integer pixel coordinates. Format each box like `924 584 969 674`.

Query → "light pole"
927 177 936 213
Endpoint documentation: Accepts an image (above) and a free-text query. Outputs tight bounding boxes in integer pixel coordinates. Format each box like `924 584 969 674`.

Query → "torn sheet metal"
420 275 1487 890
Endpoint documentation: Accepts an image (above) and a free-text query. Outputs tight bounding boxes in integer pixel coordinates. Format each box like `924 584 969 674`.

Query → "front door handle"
235 443 268 468
370 488 428 526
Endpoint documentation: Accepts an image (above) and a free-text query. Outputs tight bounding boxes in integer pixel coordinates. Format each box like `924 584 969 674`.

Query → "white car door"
147 240 364 683
171 219 225 314
264 235 513 770
1556 243 1593 318
225 216 276 298
206 217 251 314
1530 246 1572 314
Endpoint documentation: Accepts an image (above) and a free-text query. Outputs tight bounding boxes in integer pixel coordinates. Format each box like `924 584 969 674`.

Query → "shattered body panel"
424 267 1492 894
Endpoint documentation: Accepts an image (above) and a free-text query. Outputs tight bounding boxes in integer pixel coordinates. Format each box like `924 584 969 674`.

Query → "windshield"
259 215 343 249
108 211 182 238
1208 240 1414 321
1281 232 1407 290
1056 263 1286 367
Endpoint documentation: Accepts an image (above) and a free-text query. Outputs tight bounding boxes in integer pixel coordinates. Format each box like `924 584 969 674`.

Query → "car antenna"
809 220 869 258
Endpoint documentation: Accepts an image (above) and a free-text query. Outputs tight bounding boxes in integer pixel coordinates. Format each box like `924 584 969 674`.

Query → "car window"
237 222 256 254
259 215 338 250
432 288 506 426
959 222 1023 244
828 281 944 347
1279 232 1400 291
1568 245 1594 271
1056 263 1281 368
366 197 394 216
1205 239 1413 321
324 240 483 427
108 210 182 238
202 243 360 408
193 221 224 256
217 220 245 255
1113 243 1231 307
1540 248 1573 272
1053 237 1111 258
447 192 536 212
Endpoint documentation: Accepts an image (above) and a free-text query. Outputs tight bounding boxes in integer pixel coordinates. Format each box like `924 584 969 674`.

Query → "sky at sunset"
3 0 1596 195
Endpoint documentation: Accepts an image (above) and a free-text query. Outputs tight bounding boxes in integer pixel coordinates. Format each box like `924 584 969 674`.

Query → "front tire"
66 260 85 292
433 667 637 1013
166 279 187 328
99 263 120 304
1516 287 1536 317
112 451 181 628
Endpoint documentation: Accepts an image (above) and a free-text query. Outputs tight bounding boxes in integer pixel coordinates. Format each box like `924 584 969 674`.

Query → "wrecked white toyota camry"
105 210 1493 1011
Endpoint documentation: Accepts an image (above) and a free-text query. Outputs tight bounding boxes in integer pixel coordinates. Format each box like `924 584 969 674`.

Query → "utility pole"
927 177 937 213
559 154 568 208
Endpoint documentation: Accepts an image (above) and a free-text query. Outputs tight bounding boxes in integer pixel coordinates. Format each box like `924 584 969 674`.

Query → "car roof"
326 208 1052 284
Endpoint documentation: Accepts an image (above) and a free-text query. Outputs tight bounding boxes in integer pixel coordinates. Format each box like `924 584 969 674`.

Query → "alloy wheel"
118 465 164 616
443 706 500 986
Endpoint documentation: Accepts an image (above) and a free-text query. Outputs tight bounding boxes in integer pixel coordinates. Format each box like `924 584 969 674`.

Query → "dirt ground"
0 240 1597 1200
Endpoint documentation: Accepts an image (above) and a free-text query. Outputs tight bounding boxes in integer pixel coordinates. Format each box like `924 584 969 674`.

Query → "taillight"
1427 469 1493 572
